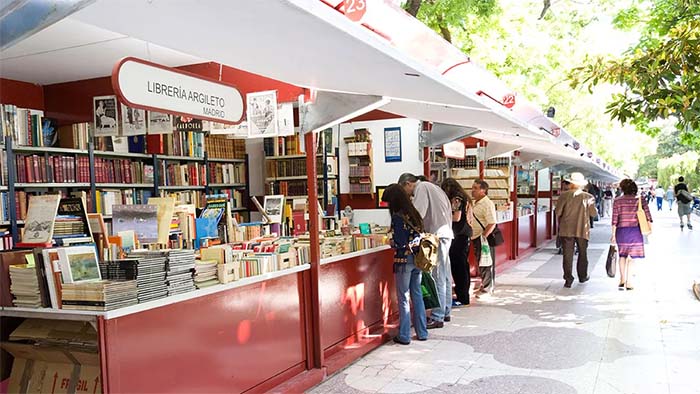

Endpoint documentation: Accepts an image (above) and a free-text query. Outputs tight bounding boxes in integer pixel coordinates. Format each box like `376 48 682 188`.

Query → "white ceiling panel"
68 0 492 109
0 19 124 60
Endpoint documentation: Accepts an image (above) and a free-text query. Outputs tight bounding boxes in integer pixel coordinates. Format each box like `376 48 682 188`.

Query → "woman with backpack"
441 178 473 306
382 184 428 344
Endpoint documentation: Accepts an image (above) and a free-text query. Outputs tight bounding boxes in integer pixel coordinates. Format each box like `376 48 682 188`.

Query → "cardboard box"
2 342 101 394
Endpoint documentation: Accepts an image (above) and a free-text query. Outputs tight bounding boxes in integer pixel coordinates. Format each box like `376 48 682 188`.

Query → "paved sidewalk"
310 208 700 394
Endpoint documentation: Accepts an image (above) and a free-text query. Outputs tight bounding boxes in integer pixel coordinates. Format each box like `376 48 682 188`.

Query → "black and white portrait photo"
120 104 147 136
247 90 278 138
93 96 119 136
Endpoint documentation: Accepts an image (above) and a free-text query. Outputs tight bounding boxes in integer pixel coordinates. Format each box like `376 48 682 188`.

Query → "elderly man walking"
399 173 454 329
555 173 598 288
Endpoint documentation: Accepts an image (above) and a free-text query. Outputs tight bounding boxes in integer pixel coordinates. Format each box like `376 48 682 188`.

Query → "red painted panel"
101 272 307 393
319 249 397 353
518 216 534 255
43 76 114 125
339 194 376 209
220 66 303 103
0 78 45 110
495 221 514 264
536 212 548 246
347 109 404 123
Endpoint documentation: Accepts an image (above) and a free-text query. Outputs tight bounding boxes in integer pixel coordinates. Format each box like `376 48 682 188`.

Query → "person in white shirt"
654 186 665 211
471 180 498 295
399 173 453 329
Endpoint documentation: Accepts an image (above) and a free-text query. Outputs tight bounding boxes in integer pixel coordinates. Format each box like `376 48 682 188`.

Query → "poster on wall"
277 102 295 136
93 96 119 136
384 127 401 162
147 111 174 134
120 104 146 136
247 90 278 138
376 186 389 208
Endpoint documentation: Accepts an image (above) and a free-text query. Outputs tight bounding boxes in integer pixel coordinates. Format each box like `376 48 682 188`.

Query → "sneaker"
417 336 428 341
426 318 444 329
681 224 684 230
452 300 462 307
393 336 410 345
564 279 574 288
444 316 451 322
688 223 694 230
579 276 590 283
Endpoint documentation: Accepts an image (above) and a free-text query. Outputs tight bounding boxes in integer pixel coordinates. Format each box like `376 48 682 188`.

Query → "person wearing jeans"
382 184 428 344
655 186 665 211
471 180 498 295
399 173 454 329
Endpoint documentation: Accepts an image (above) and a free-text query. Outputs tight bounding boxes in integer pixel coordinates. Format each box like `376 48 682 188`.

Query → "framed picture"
58 245 102 283
247 90 278 138
120 104 146 136
384 127 401 162
112 204 159 244
93 96 119 136
147 111 173 134
376 186 389 209
263 195 285 224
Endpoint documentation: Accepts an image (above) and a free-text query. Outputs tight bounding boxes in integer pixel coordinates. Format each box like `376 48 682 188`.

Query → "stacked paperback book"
8 265 42 308
61 280 138 311
193 260 218 289
165 249 196 296
126 251 169 303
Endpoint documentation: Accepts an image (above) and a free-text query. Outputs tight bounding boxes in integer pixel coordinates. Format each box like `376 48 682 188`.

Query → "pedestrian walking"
666 186 675 211
441 178 473 306
602 187 614 217
555 172 598 288
611 179 653 290
654 185 665 211
674 176 694 230
470 180 498 296
398 173 453 329
382 184 428 345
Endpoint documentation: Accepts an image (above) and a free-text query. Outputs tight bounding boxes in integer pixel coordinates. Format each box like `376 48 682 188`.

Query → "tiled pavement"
310 207 700 394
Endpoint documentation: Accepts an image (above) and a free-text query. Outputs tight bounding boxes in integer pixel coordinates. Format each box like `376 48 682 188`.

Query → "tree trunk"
405 0 422 17
436 14 452 43
539 0 551 20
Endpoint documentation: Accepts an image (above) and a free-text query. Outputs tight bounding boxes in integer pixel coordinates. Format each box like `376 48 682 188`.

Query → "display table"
2 265 311 394
318 245 397 373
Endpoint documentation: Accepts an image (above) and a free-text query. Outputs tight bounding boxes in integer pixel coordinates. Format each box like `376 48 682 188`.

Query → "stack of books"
126 251 169 303
53 215 92 246
61 280 138 311
8 265 42 308
165 249 196 296
193 260 218 289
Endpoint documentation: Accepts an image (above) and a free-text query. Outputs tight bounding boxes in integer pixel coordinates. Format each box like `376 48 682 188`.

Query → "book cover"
147 197 176 245
20 194 61 246
57 245 101 284
112 204 158 244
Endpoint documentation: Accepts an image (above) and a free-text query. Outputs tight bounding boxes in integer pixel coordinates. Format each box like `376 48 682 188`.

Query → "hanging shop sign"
550 127 561 137
344 0 367 22
112 57 244 124
443 141 465 159
502 93 516 109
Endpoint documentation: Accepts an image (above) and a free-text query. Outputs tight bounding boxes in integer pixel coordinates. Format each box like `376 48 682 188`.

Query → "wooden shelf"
264 154 324 159
14 182 90 188
159 185 206 190
96 183 154 188
94 151 151 159
13 146 86 155
207 157 246 163
266 175 337 181
208 183 247 188
157 155 205 162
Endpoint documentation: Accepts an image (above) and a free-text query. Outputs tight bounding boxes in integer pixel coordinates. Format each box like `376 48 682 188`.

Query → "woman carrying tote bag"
611 179 653 290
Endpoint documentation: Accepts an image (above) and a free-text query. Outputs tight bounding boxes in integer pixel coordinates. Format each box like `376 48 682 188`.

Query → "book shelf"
345 129 373 195
2 135 250 242
263 135 338 208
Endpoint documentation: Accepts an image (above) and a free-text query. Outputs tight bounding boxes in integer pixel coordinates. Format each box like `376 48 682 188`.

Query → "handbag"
474 216 504 247
420 272 440 309
637 197 652 235
606 244 617 278
478 236 492 267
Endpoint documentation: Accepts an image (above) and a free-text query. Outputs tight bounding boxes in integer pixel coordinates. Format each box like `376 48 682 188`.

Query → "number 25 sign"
344 0 367 22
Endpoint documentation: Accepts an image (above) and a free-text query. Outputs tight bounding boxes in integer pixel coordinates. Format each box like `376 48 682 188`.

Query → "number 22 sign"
344 0 367 22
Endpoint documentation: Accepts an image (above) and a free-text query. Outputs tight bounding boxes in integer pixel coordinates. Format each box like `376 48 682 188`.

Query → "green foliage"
571 0 700 148
657 151 700 191
407 0 500 42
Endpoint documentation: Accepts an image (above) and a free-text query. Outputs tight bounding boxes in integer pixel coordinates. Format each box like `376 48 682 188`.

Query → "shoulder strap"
474 215 486 230
403 216 422 235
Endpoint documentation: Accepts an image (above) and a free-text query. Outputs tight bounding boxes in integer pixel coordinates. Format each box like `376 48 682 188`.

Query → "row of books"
1 104 44 147
93 189 153 216
0 228 12 250
348 183 373 194
169 130 205 158
211 188 245 209
159 162 206 187
15 154 91 183
94 158 153 184
56 123 91 150
263 135 303 157
267 180 327 197
208 162 245 184
204 136 246 160
265 157 327 178
160 190 206 209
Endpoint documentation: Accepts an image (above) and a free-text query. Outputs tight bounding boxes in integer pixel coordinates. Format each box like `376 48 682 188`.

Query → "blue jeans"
394 257 428 342
656 197 663 211
430 238 452 322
